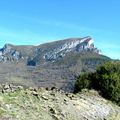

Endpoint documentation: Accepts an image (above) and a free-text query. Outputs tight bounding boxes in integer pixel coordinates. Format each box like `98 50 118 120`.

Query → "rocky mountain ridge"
0 36 101 64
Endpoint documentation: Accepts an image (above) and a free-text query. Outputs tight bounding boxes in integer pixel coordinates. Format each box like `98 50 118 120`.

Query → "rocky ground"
0 84 120 120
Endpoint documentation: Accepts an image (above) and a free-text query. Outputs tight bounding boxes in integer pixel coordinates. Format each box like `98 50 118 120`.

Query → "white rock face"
0 44 22 62
58 36 93 52
44 36 100 61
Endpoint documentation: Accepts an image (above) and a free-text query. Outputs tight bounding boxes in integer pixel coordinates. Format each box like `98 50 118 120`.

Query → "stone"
51 87 56 91
17 86 24 90
49 107 58 114
11 87 18 92
50 92 55 96
41 95 49 100
32 91 39 98
3 84 10 90
29 87 35 91
52 115 59 120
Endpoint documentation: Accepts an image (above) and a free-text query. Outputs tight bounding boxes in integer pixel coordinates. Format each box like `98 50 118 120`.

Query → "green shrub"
74 73 92 93
74 61 120 106
95 61 120 105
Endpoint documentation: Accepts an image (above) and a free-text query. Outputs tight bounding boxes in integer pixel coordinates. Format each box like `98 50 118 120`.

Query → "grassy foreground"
0 84 120 120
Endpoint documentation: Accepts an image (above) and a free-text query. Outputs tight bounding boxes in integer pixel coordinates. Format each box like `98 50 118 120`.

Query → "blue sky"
0 0 120 59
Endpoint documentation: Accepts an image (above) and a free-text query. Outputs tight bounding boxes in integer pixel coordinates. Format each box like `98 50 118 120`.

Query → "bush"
95 61 120 105
74 61 120 106
74 73 92 93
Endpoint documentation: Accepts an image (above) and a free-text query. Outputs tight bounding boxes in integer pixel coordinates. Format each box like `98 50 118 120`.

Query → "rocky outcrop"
0 44 23 62
0 84 23 93
40 36 100 62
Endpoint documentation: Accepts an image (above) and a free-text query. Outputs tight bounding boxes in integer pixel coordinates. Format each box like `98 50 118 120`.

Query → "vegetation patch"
74 61 120 106
0 108 6 116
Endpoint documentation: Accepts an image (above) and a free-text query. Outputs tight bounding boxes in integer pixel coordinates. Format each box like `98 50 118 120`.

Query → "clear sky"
0 0 120 59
